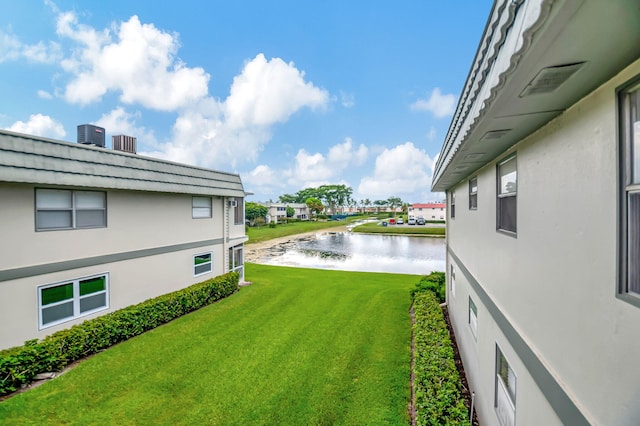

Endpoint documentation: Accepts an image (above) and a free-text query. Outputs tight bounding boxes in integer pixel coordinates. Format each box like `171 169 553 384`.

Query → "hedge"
0 272 239 396
410 272 446 304
413 290 469 425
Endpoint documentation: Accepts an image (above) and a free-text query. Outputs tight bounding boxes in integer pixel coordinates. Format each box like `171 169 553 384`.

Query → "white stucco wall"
0 185 239 350
447 58 640 425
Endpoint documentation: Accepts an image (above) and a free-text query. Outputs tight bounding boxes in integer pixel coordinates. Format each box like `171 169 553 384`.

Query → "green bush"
268 222 276 228
410 272 446 303
0 272 239 396
413 290 468 425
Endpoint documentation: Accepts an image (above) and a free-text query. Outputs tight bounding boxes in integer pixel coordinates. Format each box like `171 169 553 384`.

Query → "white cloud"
339 91 355 108
57 13 209 110
358 142 435 199
224 54 328 128
327 137 368 168
6 114 66 139
241 138 368 198
242 164 285 189
426 126 437 141
0 31 62 63
410 88 456 118
145 54 329 170
8 8 331 176
95 107 158 149
289 138 368 186
37 90 53 100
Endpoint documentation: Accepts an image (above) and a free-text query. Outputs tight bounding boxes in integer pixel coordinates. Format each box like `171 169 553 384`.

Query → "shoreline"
244 225 348 263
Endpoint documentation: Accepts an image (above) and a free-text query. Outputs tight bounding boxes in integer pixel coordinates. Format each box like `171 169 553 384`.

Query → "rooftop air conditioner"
229 200 237 208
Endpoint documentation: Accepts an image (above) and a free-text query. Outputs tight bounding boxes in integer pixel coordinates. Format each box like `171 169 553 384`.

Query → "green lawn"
247 217 367 244
352 222 445 236
0 264 418 425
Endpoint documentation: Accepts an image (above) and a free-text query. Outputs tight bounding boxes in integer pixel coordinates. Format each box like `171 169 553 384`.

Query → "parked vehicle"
397 218 404 224
389 218 396 225
408 217 416 225
416 217 426 225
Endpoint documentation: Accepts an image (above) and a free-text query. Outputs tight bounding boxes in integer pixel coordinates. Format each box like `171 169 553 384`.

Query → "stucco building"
0 129 247 351
431 1 640 425
408 203 446 221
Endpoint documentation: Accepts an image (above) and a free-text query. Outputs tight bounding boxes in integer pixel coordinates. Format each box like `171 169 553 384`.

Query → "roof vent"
480 129 511 141
519 62 585 97
112 135 137 154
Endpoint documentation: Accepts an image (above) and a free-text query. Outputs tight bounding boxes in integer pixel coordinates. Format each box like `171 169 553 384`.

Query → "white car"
408 218 416 225
397 218 404 224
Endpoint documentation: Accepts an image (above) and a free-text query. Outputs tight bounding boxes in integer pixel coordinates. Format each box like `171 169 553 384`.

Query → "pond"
255 232 446 275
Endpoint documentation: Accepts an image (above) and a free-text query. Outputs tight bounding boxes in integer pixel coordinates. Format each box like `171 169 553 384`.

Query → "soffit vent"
464 153 485 161
480 129 511 141
519 62 585 97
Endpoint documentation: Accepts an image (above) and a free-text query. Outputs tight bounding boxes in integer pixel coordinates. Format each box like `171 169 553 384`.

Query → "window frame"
193 252 213 277
469 297 478 338
234 197 244 225
469 177 478 210
450 191 456 219
450 264 456 299
35 188 107 231
618 77 640 305
192 196 212 219
38 273 109 329
229 244 244 281
495 345 517 426
496 155 517 235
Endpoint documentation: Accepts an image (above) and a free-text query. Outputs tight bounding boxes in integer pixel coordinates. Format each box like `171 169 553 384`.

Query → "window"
36 189 106 230
469 177 478 209
229 245 244 281
192 196 212 218
450 192 456 219
194 252 212 276
469 297 477 338
497 156 517 233
450 264 456 298
234 197 244 225
39 273 108 328
620 80 640 298
495 346 516 426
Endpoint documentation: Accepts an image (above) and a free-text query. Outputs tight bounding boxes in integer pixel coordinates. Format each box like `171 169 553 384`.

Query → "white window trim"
35 188 107 231
234 197 245 225
495 345 517 426
469 177 478 210
497 155 517 235
194 252 213 277
450 191 456 219
619 78 640 303
38 273 109 330
192 196 212 219
469 297 477 339
450 264 456 299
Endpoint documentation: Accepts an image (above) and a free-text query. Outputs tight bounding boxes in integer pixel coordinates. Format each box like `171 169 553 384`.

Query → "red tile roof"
411 203 446 209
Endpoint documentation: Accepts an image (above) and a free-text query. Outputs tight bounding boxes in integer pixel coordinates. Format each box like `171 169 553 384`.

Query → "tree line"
245 184 408 225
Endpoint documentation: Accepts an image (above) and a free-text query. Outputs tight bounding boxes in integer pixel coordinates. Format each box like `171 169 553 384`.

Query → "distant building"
262 202 309 223
408 203 446 221
0 129 247 350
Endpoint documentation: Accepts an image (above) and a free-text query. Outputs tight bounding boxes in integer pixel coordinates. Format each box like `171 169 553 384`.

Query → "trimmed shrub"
413 290 468 425
0 272 239 396
410 272 446 303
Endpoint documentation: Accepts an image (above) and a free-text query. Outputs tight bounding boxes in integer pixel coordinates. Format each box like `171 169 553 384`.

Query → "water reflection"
260 232 445 275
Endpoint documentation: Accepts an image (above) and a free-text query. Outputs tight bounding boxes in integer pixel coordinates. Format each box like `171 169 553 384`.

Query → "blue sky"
0 0 491 204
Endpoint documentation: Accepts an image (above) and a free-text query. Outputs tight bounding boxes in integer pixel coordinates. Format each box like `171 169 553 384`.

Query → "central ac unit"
229 200 237 207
